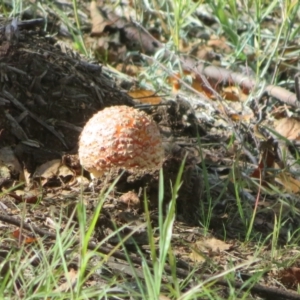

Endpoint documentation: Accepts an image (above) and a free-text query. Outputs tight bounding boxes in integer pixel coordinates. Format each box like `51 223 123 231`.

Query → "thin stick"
0 213 299 300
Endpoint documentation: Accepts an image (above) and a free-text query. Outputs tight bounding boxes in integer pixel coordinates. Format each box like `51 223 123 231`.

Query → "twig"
132 21 300 108
2 90 69 149
0 213 299 300
4 111 28 141
295 73 300 102
0 18 44 32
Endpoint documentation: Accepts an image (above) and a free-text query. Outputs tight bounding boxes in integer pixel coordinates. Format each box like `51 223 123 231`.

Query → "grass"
2 0 300 298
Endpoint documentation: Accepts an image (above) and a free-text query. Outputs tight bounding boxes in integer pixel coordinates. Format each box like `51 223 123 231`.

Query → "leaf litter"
0 1 300 299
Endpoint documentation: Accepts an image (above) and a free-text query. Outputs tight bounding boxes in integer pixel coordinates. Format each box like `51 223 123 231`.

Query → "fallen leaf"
58 164 75 182
189 237 231 262
34 159 61 179
202 237 231 252
275 171 300 193
12 229 37 244
270 106 288 119
189 249 206 263
192 237 231 254
90 1 115 37
221 86 248 102
191 74 215 98
8 190 40 204
55 268 78 292
116 63 142 76
128 89 162 104
167 71 191 92
20 165 31 186
62 153 81 175
274 117 300 140
279 267 300 287
207 35 231 53
229 113 253 122
93 38 127 63
118 191 140 208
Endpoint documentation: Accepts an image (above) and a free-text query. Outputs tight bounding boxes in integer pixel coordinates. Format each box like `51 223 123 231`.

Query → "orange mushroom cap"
78 105 164 178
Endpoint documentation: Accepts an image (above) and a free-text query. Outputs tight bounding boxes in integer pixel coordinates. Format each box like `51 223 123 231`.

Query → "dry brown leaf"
167 71 192 92
20 166 31 186
193 238 231 253
90 1 114 37
279 267 300 288
191 75 215 98
8 191 40 204
93 37 127 63
62 153 81 175
9 188 42 204
58 164 75 181
189 238 231 262
168 72 183 92
229 113 253 122
189 249 206 263
34 159 61 179
270 106 289 119
167 70 215 97
274 117 300 140
116 63 142 76
221 86 248 102
74 175 90 187
12 229 38 244
202 237 231 252
207 35 231 53
188 35 231 64
118 191 140 208
190 45 221 66
275 171 300 193
33 159 74 186
55 268 78 292
128 89 162 104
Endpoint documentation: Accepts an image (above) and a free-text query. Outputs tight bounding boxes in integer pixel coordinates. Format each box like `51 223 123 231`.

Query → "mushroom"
78 105 164 179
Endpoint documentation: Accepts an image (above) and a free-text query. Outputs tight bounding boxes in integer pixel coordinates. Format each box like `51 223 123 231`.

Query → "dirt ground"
1 5 300 299
0 19 213 238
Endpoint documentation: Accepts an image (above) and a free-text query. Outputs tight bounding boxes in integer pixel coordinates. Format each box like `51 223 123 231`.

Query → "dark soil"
0 15 299 300
0 19 213 223
0 20 135 169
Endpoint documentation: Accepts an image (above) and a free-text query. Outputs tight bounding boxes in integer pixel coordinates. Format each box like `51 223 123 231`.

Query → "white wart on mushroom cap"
78 105 164 178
